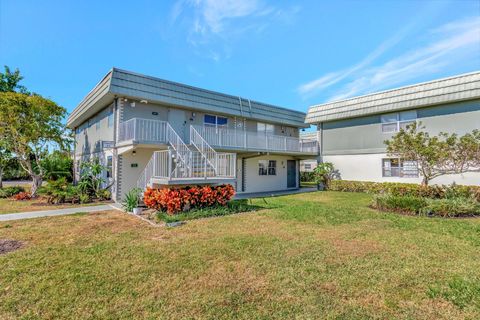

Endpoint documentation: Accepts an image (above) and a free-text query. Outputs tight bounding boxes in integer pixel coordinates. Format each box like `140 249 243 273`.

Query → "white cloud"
298 16 480 101
170 0 300 60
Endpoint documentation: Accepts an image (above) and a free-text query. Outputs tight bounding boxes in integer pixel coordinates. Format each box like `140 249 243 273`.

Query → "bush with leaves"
144 184 236 215
38 178 80 204
329 180 480 201
0 186 25 198
78 158 111 200
122 188 142 212
373 194 480 217
12 192 31 201
313 162 338 188
300 171 315 182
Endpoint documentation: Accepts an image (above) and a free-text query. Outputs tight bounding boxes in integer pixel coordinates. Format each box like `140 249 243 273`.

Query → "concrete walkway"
0 204 119 222
234 187 317 200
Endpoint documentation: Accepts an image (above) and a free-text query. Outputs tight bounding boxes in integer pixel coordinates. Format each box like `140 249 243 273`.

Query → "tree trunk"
31 174 43 197
0 166 3 189
421 176 429 186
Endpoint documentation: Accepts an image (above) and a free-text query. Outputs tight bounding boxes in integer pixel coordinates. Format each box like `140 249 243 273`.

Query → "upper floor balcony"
191 125 318 155
118 118 167 145
117 118 319 155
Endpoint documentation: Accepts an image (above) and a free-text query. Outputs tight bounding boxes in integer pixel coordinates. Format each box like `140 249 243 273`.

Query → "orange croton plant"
143 184 235 215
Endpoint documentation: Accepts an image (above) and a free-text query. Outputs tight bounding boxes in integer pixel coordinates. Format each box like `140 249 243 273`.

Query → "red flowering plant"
12 192 32 201
143 184 235 215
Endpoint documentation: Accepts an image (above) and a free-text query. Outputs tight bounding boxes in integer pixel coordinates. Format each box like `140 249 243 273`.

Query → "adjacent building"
67 68 318 201
305 71 480 186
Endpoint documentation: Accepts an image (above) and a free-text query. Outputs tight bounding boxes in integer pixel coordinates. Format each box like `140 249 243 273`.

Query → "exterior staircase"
137 124 236 190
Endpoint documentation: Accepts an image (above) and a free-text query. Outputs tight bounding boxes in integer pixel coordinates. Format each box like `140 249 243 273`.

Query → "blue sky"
1 0 479 118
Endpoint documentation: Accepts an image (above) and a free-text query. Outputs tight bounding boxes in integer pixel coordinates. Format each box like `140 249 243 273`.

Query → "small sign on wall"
131 163 138 168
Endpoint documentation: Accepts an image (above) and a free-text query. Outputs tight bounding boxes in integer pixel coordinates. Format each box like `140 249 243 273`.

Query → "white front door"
168 108 186 141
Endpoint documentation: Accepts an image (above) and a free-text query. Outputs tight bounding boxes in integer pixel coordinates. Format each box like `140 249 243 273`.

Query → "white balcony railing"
137 150 236 189
192 125 318 154
118 118 167 143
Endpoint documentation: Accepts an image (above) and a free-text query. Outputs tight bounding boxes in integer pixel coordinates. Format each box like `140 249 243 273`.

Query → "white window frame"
257 122 274 135
106 156 113 179
204 114 228 131
382 158 419 178
258 160 276 176
381 111 417 133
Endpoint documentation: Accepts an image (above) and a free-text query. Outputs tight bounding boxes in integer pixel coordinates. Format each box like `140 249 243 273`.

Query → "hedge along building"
305 71 480 186
67 68 318 201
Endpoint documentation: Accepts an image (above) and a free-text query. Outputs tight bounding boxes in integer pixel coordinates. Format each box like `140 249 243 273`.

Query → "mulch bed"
0 239 24 255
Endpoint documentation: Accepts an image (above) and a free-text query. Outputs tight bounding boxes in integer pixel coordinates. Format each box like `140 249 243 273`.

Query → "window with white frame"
257 122 274 134
259 160 276 176
106 156 113 178
381 110 417 133
382 158 419 177
204 114 228 128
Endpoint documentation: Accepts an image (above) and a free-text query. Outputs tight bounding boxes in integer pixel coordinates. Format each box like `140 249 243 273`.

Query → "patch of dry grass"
0 192 479 319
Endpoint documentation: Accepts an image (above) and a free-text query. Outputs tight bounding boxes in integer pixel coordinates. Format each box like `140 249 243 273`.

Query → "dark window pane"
204 114 216 124
217 117 228 125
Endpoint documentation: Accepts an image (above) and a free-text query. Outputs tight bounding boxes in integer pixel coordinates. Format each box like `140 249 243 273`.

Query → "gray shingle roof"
67 68 308 128
305 71 480 123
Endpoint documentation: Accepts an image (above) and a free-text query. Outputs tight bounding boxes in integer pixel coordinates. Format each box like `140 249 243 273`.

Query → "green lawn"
0 191 479 319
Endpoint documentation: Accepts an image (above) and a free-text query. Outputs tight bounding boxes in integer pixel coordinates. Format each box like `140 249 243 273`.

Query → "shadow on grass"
158 199 278 223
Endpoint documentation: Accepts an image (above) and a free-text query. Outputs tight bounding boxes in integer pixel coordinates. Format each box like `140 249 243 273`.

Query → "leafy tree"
0 145 12 188
41 150 74 181
0 92 70 196
0 66 27 187
385 122 480 186
0 66 28 93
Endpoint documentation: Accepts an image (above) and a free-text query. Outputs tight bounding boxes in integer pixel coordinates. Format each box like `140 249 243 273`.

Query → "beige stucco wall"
239 155 299 193
118 148 157 200
74 102 115 156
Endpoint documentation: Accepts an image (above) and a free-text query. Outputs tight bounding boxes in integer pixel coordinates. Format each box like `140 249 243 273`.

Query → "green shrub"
96 189 111 201
38 178 81 204
0 186 25 198
122 188 141 212
79 194 90 204
373 194 480 217
420 198 480 217
373 194 428 214
300 171 315 182
329 180 480 201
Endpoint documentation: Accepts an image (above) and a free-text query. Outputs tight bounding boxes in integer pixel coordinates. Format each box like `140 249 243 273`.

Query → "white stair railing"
190 126 218 172
166 123 192 178
137 124 236 191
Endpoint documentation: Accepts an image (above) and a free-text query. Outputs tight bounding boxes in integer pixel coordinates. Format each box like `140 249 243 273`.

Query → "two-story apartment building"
67 68 318 201
305 71 480 186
